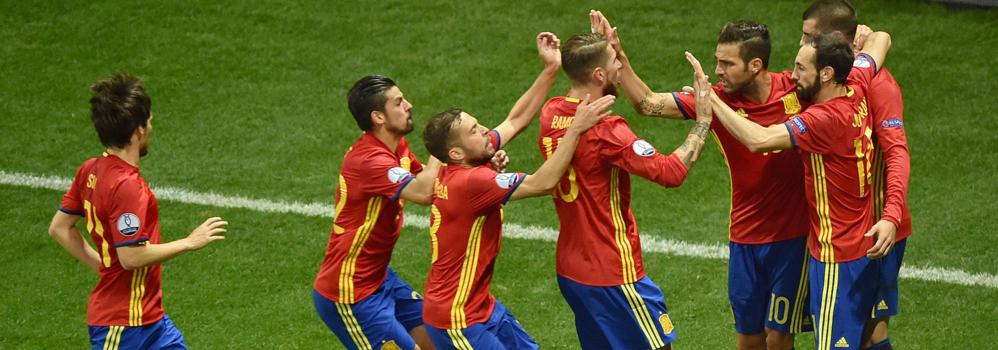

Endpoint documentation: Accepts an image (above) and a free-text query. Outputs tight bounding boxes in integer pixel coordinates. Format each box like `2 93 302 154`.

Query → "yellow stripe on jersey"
84 200 112 268
429 205 442 263
810 154 835 263
450 216 486 329
447 329 474 350
620 283 666 349
129 266 148 326
610 168 638 284
790 250 810 333
817 263 840 350
333 175 348 234
338 196 383 303
102 325 124 350
710 131 736 237
336 302 372 350
871 151 886 220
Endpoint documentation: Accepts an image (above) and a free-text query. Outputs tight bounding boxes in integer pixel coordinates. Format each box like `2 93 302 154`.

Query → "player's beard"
796 80 821 103
388 114 415 135
602 82 618 97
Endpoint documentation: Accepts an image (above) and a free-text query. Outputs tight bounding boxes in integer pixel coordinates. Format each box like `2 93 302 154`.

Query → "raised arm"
510 95 615 200
859 31 891 73
398 156 442 205
49 211 100 273
492 32 562 146
683 52 791 153
590 10 685 119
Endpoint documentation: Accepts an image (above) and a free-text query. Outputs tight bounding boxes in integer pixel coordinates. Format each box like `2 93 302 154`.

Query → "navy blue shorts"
728 236 812 334
425 300 539 350
313 267 424 350
558 275 676 350
809 256 881 350
88 314 186 350
872 239 906 319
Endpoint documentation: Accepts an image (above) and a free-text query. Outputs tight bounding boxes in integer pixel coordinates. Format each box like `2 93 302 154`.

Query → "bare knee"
737 332 766 350
765 329 794 350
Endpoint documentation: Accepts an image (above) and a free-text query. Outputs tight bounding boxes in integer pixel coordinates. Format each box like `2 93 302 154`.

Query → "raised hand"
537 32 561 68
852 24 873 51
683 51 714 123
590 10 623 57
570 93 616 133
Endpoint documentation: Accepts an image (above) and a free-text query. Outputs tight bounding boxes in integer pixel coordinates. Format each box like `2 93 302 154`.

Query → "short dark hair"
89 72 151 149
347 75 396 131
717 21 771 69
422 109 463 163
812 33 854 84
561 33 610 84
802 0 858 43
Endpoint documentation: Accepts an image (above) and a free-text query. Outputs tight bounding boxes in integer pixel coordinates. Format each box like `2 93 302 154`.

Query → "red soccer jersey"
673 71 811 244
59 153 164 326
867 68 912 241
785 53 879 263
538 97 688 287
422 158 524 330
314 133 424 304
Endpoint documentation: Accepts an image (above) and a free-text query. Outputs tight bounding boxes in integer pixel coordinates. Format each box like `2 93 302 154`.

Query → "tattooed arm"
670 59 713 167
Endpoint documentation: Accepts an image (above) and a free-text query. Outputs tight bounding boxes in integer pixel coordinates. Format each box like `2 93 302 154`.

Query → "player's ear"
592 67 605 85
749 58 763 74
819 66 834 84
370 110 386 127
448 146 464 163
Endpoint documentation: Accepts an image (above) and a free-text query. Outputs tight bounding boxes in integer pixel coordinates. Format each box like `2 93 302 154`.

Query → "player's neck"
106 146 140 168
814 83 848 104
740 71 771 104
566 85 605 101
370 128 402 153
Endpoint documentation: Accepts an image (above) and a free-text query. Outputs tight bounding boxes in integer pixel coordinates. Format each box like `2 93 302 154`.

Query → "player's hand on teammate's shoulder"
852 24 873 51
186 216 228 251
490 150 509 173
537 32 561 68
570 93 616 134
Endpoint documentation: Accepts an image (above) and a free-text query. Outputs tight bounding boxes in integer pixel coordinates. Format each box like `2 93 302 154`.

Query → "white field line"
3 169 995 289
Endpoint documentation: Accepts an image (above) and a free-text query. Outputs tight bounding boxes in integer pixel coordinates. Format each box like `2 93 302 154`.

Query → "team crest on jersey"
790 117 808 135
387 167 412 184
781 94 802 114
380 340 402 350
495 173 520 189
659 313 674 334
881 118 904 129
117 213 141 236
632 140 656 157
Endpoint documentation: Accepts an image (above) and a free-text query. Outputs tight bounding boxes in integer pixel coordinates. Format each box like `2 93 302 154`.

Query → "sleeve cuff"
58 207 84 216
114 237 149 248
500 173 527 205
784 122 798 149
390 175 417 201
671 93 693 120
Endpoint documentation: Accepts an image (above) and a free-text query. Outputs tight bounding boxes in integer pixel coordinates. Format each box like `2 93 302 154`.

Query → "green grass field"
2 1 996 348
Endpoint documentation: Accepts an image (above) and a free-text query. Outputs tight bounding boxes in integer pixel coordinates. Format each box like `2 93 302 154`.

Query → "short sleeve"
672 92 695 120
59 165 86 215
847 53 878 97
784 110 841 154
108 180 152 247
465 167 525 212
360 153 416 201
489 130 502 150
596 118 689 188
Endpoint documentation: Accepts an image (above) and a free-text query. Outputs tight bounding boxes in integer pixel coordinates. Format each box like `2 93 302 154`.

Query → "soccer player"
590 11 812 350
801 3 913 349
538 31 714 350
419 32 616 350
686 28 892 350
311 74 442 350
48 72 228 349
